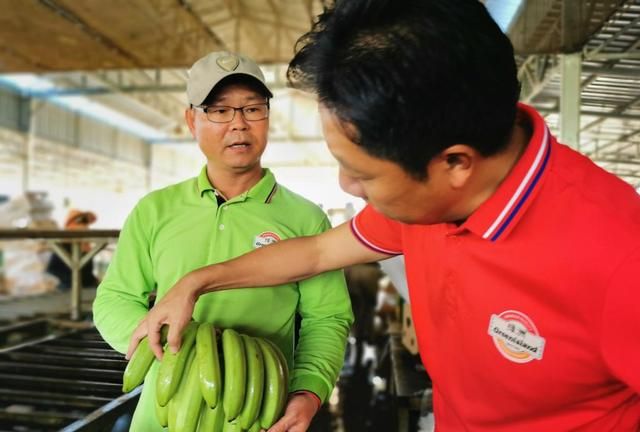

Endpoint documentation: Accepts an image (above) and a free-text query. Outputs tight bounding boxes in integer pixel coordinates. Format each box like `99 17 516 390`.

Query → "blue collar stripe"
490 140 551 242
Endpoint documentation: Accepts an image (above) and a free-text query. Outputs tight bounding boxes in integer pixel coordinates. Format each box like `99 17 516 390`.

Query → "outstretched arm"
128 222 389 359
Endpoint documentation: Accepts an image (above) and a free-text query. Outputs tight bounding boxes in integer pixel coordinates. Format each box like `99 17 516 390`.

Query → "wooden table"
0 229 119 320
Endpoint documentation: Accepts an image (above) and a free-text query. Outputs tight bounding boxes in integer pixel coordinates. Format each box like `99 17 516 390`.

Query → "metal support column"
23 99 41 193
50 240 109 321
559 53 582 150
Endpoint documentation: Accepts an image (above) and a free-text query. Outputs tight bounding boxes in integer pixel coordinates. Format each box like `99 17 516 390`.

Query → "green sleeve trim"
289 374 333 404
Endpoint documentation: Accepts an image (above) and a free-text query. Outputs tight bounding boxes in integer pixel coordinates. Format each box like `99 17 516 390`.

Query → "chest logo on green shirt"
488 310 546 364
254 231 281 248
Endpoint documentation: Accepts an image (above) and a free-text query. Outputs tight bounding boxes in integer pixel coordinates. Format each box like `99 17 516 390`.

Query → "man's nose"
229 109 249 130
339 171 366 199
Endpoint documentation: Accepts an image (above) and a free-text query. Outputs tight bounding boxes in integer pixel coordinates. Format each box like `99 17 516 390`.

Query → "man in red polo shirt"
130 0 640 430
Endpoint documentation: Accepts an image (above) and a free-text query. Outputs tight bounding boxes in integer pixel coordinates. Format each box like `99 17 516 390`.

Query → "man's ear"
441 144 475 189
185 108 197 138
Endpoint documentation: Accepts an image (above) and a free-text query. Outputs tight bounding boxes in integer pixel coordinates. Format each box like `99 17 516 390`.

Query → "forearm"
139 222 384 358
193 237 318 295
192 222 386 297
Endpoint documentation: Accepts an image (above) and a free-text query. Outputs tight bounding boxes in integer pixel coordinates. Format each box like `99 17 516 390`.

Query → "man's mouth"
227 142 250 149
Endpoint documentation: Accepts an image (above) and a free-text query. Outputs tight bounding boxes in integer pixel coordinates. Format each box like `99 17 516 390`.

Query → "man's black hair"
288 0 521 179
202 75 271 106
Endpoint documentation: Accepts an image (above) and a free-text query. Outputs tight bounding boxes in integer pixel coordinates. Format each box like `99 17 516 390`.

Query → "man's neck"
457 117 531 220
206 165 264 200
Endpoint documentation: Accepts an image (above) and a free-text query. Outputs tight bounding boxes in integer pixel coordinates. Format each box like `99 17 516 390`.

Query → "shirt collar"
462 103 553 242
197 165 278 204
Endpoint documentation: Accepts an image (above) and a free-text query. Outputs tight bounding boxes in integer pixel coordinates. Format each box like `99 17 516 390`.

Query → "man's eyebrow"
335 155 365 175
211 94 266 105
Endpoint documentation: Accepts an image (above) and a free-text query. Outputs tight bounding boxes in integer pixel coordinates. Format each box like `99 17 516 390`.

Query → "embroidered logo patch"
253 231 281 248
488 310 546 363
216 54 239 71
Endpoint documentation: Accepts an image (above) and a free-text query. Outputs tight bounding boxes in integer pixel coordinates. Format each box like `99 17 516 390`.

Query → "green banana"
122 337 154 393
247 421 262 432
263 339 290 389
256 338 287 429
122 326 170 393
222 328 247 421
198 402 225 432
168 387 179 431
222 418 244 432
174 348 204 432
197 322 222 408
155 389 169 427
156 321 199 406
238 335 265 429
167 349 195 431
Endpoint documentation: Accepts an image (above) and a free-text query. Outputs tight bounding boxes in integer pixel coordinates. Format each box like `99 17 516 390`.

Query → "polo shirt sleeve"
93 202 155 353
600 246 640 393
351 204 403 255
289 216 355 403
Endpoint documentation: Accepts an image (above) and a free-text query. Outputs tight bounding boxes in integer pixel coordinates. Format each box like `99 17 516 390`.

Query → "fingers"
166 320 184 354
125 278 197 361
267 418 307 432
147 318 165 360
125 319 147 360
266 417 289 432
266 393 317 432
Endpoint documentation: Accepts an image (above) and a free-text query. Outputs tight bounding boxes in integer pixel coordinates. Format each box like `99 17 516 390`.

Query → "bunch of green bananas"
122 322 289 432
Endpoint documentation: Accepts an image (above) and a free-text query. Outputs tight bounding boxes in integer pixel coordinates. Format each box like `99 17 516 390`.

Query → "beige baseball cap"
186 51 273 106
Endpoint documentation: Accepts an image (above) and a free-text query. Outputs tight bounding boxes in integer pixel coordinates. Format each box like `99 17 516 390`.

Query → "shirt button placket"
218 203 227 231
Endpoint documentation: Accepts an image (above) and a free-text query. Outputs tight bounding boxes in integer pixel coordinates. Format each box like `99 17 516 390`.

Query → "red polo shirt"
351 104 640 431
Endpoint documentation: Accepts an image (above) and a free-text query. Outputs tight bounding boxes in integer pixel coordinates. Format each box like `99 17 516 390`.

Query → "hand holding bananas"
123 322 291 432
265 392 321 432
126 271 203 361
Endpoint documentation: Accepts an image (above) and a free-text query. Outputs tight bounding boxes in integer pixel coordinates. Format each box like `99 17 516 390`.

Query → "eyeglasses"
193 102 270 123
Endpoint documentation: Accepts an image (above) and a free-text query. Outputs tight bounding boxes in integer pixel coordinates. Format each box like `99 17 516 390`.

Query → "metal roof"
0 0 323 71
516 0 640 187
0 0 638 186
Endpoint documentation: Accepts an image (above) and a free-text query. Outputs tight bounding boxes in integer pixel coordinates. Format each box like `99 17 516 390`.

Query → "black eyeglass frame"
191 101 271 123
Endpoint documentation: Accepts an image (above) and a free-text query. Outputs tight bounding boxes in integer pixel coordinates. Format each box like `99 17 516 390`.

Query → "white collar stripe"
350 218 402 255
489 138 551 241
482 127 550 240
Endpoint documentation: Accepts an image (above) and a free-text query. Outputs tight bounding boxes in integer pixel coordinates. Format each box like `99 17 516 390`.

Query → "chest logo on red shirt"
488 310 546 363
253 231 281 248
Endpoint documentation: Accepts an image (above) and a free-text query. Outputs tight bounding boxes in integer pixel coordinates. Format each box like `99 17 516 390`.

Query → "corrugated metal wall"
32 102 150 166
0 89 197 227
0 128 25 197
0 90 27 131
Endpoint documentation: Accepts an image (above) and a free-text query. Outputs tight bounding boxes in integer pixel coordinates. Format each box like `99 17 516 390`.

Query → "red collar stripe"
483 127 551 241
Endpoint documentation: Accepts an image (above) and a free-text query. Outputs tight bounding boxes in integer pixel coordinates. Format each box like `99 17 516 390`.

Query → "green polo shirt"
93 167 353 431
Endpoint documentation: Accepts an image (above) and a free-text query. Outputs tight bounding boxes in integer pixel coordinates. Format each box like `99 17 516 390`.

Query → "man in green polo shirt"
93 51 353 431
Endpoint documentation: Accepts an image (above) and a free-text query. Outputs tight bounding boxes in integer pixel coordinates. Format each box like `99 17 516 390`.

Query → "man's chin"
229 163 261 174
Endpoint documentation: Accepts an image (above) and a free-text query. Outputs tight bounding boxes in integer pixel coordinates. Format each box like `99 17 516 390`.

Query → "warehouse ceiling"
516 0 640 186
0 0 323 71
509 0 627 54
0 0 638 186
